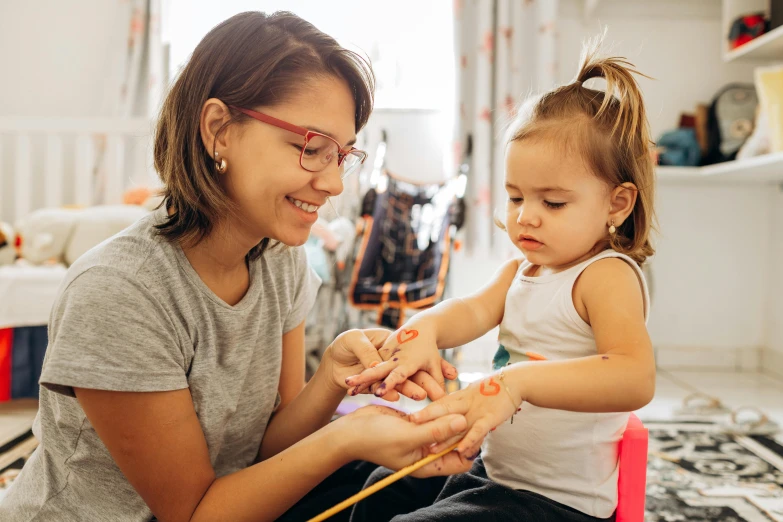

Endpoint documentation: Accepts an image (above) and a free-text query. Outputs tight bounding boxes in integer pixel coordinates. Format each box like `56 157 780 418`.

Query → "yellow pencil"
307 442 461 522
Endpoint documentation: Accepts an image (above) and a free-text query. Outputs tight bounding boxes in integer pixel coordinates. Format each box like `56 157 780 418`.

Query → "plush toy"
0 222 17 265
15 205 149 266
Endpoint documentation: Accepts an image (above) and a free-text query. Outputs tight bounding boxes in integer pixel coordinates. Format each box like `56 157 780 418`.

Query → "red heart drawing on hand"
397 329 419 345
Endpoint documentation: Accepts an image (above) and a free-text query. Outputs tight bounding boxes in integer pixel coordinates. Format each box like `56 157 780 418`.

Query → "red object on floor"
0 328 13 401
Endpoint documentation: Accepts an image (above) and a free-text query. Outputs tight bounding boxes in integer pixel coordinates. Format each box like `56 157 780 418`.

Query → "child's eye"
544 201 566 209
508 197 523 204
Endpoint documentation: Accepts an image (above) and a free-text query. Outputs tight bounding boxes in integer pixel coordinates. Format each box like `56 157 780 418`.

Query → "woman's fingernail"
466 452 478 461
350 387 360 396
369 361 380 368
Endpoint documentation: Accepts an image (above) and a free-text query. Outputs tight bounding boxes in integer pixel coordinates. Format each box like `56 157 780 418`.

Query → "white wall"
0 1 126 118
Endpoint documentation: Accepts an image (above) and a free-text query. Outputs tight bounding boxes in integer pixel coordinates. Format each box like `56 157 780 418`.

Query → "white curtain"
454 0 559 256
94 0 165 203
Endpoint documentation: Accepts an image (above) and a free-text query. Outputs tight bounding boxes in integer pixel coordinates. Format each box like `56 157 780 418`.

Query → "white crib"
0 117 156 225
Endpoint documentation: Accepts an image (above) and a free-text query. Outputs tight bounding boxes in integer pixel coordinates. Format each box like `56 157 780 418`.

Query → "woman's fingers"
409 414 467 448
346 331 388 370
362 328 393 348
410 371 447 401
440 358 458 381
409 395 464 424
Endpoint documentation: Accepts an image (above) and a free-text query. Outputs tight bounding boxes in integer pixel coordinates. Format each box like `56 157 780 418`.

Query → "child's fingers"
375 366 413 397
344 362 394 388
440 358 458 381
396 380 428 401
410 371 448 401
411 450 473 478
456 420 491 455
409 395 465 424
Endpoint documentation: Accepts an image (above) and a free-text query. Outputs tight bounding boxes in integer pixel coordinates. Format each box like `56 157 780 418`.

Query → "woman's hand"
409 372 522 458
335 404 474 477
344 324 458 401
321 329 449 402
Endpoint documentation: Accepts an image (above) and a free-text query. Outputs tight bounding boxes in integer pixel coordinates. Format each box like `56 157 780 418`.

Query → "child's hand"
324 329 445 402
408 372 523 458
344 325 458 401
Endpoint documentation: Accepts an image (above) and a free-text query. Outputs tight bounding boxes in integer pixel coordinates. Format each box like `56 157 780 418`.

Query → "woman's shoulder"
63 212 178 298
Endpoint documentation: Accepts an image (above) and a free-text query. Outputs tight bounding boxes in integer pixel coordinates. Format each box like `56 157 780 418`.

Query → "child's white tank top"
482 249 650 518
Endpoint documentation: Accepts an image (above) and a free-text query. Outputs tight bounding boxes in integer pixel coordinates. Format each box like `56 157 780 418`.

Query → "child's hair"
153 11 375 259
505 36 656 265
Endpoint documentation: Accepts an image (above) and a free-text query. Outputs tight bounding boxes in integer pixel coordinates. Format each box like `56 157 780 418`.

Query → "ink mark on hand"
397 329 419 345
479 377 501 396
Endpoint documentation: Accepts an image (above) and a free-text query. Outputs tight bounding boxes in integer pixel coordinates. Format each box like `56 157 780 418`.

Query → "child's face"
222 76 354 247
504 139 612 271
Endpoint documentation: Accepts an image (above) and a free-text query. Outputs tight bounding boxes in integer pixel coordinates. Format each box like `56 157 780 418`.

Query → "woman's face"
220 76 356 247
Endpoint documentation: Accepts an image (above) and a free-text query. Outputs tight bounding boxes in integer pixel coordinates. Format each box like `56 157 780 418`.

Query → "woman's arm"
259 326 394 460
75 387 471 522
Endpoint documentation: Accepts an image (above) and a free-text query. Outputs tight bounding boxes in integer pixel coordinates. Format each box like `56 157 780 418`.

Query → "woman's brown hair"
505 36 656 265
153 11 375 259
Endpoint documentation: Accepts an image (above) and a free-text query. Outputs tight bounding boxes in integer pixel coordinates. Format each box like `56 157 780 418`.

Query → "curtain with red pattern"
453 0 558 255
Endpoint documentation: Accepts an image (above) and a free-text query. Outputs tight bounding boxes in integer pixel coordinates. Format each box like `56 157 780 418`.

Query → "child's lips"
518 235 544 250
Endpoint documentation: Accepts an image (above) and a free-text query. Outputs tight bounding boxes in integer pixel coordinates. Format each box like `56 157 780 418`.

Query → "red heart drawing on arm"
396 329 419 345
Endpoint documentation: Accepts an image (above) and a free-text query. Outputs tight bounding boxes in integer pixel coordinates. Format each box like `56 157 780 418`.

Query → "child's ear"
608 182 638 227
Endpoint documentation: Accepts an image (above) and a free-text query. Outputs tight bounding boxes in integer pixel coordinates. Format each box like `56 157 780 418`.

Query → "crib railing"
0 117 155 224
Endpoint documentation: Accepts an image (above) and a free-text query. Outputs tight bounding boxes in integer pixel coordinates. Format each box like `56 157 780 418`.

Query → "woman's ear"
199 98 232 159
608 182 638 227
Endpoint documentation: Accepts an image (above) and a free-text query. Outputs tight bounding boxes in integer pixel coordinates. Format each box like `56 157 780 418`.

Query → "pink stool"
617 413 648 522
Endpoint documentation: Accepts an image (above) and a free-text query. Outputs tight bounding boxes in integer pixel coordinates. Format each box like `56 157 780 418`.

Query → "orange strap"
377 282 393 325
396 283 408 329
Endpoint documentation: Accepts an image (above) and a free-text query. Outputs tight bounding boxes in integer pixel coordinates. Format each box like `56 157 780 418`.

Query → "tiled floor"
638 368 783 427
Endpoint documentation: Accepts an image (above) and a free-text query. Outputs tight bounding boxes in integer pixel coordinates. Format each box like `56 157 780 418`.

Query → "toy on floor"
15 205 149 266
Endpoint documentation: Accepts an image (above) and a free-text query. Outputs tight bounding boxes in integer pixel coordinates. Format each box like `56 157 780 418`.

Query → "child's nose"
517 205 540 227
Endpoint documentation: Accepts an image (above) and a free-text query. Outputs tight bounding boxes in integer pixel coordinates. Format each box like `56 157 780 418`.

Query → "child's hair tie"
574 79 583 87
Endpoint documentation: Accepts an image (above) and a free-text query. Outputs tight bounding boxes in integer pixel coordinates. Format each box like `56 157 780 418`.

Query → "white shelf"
724 25 783 62
656 152 783 184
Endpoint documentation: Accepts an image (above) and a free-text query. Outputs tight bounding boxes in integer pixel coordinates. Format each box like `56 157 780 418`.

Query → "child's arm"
412 258 655 457
345 258 521 397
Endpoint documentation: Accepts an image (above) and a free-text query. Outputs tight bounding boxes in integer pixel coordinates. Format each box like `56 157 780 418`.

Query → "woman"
0 12 471 522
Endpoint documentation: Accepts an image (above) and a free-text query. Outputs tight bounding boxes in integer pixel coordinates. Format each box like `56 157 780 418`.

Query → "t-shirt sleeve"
39 266 188 397
283 246 322 333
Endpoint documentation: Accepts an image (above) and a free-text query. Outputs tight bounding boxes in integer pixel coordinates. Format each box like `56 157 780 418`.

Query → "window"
163 0 455 111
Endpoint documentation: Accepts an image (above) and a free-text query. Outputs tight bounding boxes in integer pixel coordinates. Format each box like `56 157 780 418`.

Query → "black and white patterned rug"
646 422 783 521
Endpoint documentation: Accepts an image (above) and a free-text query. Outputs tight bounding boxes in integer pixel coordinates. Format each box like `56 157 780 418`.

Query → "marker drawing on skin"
479 377 501 396
396 329 419 345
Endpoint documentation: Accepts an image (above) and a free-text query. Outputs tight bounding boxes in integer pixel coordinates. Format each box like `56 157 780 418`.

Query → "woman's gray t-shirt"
0 207 321 521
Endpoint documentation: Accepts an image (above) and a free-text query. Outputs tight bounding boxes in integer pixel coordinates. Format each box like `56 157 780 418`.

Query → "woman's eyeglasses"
230 106 367 179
